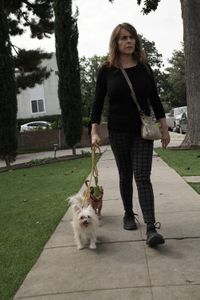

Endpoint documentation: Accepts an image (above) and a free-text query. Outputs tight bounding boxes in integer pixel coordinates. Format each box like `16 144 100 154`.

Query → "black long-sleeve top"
91 63 166 135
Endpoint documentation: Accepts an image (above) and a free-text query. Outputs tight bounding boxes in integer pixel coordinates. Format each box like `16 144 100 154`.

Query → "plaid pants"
109 132 155 223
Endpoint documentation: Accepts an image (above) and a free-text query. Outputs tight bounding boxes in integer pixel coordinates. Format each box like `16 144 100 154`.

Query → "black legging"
109 132 155 224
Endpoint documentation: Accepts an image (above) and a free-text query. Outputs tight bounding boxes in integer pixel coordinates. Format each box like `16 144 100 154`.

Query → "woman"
90 23 170 247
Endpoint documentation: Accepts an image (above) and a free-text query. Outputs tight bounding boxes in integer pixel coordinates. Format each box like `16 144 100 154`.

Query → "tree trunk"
5 156 11 169
72 146 76 155
0 0 17 163
180 0 200 147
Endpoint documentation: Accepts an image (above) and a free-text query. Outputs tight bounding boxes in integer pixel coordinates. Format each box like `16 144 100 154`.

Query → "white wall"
17 54 61 120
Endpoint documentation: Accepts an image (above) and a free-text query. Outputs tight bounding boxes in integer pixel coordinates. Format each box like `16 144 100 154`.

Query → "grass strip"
0 157 92 300
189 183 200 194
155 148 200 176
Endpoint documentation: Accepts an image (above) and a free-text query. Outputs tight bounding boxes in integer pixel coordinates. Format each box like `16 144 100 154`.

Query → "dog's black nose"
83 220 89 225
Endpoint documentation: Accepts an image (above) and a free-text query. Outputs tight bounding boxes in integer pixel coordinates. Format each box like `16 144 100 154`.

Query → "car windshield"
173 107 187 116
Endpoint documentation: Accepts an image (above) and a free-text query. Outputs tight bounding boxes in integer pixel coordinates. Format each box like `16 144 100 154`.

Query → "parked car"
20 121 52 132
173 106 187 133
166 106 187 132
166 112 175 131
179 111 187 134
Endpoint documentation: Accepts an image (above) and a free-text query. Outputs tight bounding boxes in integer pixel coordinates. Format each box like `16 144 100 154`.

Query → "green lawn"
155 148 200 176
189 183 200 194
0 157 92 300
155 148 200 194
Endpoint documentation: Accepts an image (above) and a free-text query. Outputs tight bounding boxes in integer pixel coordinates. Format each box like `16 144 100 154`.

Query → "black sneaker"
146 222 165 247
123 212 138 230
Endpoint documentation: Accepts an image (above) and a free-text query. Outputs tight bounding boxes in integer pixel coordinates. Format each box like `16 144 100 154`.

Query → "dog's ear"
68 196 75 206
87 204 95 212
73 204 81 215
100 186 104 193
85 180 89 187
68 194 83 206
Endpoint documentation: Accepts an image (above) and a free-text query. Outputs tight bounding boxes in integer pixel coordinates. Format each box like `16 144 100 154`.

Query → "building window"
31 99 45 113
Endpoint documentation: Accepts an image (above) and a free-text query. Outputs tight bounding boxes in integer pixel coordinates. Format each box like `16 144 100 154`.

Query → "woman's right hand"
91 133 101 147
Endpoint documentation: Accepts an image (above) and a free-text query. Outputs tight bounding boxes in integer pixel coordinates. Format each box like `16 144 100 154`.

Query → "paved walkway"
183 176 200 183
13 133 200 300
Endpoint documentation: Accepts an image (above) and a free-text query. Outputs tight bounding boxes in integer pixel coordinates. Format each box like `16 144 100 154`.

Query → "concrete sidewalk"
14 142 200 300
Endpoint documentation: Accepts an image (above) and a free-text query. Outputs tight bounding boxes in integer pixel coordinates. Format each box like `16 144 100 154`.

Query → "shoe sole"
146 235 165 247
123 225 138 230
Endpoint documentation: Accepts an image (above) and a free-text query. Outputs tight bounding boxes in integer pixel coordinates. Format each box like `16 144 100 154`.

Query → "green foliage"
6 1 54 91
136 0 161 14
5 0 54 38
27 157 54 166
109 0 161 14
80 55 108 118
0 157 92 300
141 34 163 68
14 49 52 92
54 0 82 149
15 49 52 73
80 149 91 157
140 35 166 96
161 48 186 108
82 116 90 127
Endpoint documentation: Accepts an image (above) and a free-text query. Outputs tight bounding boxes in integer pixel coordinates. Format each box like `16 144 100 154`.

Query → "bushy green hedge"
82 117 90 128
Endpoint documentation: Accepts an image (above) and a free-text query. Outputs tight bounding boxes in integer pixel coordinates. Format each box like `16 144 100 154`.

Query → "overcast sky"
13 0 183 67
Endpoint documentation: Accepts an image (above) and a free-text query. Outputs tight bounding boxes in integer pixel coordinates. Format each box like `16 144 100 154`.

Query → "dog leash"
83 145 101 203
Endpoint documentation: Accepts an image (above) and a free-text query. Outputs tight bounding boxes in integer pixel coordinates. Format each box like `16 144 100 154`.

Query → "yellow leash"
83 145 101 203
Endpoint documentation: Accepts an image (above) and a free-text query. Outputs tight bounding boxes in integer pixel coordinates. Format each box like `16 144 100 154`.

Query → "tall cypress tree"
54 0 82 155
0 1 54 166
0 0 17 167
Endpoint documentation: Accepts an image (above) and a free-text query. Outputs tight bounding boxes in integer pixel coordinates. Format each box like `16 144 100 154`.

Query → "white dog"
69 194 99 250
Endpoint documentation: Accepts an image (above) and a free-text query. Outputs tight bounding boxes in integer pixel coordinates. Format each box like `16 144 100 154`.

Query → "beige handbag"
121 68 162 141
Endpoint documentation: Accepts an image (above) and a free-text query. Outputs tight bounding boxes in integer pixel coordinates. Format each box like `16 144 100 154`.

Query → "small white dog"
69 194 99 250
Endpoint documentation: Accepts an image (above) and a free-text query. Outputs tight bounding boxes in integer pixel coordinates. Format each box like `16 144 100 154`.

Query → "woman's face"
117 28 136 55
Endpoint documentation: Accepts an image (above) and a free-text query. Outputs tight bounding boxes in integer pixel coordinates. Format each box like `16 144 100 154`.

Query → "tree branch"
23 0 35 10
109 0 161 14
9 42 21 55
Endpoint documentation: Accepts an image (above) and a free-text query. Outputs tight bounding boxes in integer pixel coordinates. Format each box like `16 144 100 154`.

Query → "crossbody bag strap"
120 68 143 114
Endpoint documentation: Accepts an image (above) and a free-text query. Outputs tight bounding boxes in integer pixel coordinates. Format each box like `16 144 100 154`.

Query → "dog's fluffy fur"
69 194 99 250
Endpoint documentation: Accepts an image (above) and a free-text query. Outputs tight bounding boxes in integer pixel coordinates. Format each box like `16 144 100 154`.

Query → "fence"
18 123 109 152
